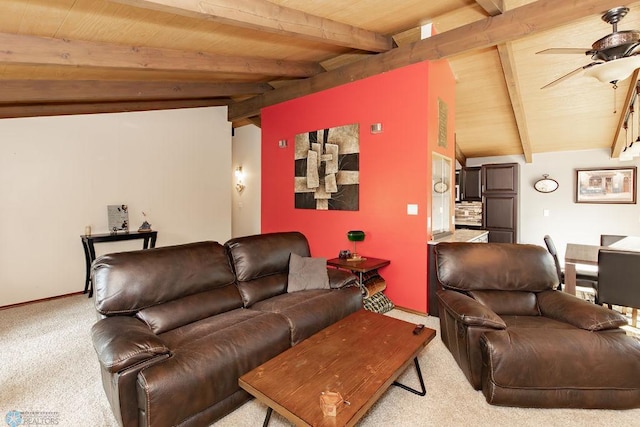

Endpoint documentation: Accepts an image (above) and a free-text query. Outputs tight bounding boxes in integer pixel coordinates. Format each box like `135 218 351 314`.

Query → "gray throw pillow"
287 253 330 292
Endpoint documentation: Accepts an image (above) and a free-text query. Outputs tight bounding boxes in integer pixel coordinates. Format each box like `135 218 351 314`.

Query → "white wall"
0 107 232 306
231 124 262 238
467 149 640 259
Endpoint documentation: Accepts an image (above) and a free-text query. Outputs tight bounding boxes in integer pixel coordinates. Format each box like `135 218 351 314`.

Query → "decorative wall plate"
534 174 559 193
434 181 449 193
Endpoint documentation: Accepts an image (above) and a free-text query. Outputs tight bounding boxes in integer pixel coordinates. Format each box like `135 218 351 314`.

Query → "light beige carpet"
0 295 638 427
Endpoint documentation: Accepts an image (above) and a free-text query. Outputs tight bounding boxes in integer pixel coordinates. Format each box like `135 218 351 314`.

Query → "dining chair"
600 234 627 246
543 235 598 296
598 248 639 328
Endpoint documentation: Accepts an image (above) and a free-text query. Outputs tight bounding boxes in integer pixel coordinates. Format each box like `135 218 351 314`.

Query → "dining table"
563 243 603 296
564 237 640 296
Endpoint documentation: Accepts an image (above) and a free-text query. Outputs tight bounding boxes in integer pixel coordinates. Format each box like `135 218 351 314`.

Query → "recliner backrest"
435 242 558 293
225 231 311 307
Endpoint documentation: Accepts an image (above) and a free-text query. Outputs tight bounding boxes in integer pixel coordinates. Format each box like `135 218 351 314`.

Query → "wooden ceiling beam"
611 69 640 158
0 32 323 78
0 80 272 103
477 0 533 163
229 0 626 121
0 99 230 120
497 43 533 163
112 0 393 52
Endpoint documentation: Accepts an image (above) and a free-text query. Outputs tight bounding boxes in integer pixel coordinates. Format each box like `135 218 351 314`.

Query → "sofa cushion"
251 287 363 345
287 253 329 292
93 241 239 316
139 309 291 426
136 285 243 334
468 290 540 316
225 232 311 306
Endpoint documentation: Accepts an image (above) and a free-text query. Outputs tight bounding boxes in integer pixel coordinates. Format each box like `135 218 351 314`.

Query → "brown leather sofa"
435 242 640 409
90 232 362 427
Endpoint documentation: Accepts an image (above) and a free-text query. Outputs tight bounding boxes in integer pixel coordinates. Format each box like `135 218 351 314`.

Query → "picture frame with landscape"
575 167 637 204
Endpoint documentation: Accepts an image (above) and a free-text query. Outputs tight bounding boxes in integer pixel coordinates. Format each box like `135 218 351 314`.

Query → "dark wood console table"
81 231 157 298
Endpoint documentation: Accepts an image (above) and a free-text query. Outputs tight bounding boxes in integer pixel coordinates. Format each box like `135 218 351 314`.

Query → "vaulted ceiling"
2 0 640 164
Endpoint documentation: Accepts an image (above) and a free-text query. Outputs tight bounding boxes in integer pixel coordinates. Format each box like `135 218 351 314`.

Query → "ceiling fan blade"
536 48 590 55
541 62 600 89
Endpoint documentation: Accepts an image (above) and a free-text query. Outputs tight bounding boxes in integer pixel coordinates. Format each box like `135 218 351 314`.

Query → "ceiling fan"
538 6 640 89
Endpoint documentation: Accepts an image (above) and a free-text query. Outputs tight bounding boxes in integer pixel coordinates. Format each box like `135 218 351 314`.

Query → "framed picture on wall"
575 167 637 204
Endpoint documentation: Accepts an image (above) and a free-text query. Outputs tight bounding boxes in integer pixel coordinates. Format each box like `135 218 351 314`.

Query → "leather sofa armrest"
328 268 358 289
537 290 628 331
91 316 171 373
437 289 507 329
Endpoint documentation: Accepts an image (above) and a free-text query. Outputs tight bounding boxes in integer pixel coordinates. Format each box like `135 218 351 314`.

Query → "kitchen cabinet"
482 163 519 243
459 166 482 201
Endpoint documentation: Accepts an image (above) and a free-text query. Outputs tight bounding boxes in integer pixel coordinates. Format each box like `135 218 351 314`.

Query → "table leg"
564 262 577 296
262 407 273 427
87 241 97 298
81 239 92 295
392 357 426 396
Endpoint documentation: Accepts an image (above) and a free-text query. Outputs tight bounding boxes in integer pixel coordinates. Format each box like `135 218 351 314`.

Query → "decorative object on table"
338 249 351 259
294 123 359 211
533 174 559 193
346 230 366 261
138 211 152 232
84 225 92 237
575 167 637 204
319 391 344 417
107 204 129 234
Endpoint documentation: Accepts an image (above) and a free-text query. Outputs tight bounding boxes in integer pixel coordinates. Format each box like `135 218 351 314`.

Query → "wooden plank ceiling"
1 0 640 163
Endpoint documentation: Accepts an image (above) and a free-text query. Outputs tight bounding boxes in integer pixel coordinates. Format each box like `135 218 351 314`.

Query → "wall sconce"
370 123 383 134
235 166 245 193
278 139 288 148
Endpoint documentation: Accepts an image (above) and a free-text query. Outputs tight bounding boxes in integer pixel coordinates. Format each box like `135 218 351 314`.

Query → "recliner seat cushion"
251 287 363 345
138 309 291 427
480 328 640 408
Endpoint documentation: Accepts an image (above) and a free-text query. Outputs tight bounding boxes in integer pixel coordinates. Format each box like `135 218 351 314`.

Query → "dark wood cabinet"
460 166 482 201
482 163 519 243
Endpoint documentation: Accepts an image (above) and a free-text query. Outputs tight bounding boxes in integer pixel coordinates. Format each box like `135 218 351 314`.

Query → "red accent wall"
261 60 455 313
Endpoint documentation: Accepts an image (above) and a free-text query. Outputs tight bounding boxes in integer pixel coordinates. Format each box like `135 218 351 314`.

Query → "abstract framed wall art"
575 167 637 204
294 123 359 210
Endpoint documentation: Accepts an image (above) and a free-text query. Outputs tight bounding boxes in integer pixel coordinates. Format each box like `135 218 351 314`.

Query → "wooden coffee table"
239 309 436 426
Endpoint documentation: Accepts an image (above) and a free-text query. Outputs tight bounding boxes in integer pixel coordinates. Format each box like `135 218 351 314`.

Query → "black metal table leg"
392 357 426 396
262 407 273 427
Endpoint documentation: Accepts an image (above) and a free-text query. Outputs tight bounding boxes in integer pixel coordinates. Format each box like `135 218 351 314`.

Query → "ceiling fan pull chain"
613 83 618 113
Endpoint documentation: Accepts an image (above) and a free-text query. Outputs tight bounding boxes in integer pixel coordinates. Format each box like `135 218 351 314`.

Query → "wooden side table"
81 230 158 298
326 256 390 286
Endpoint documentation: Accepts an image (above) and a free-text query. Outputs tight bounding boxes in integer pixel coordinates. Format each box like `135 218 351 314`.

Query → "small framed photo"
575 167 637 204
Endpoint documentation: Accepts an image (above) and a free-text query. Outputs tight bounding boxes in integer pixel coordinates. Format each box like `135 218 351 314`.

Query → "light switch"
407 204 418 215
543 209 550 217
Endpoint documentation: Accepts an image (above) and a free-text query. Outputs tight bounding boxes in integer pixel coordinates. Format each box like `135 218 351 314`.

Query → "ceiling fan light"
584 55 640 83
620 148 635 161
628 141 640 156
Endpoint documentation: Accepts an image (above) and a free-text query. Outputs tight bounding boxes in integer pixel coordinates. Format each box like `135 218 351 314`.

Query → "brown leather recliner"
91 232 362 427
435 242 640 409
